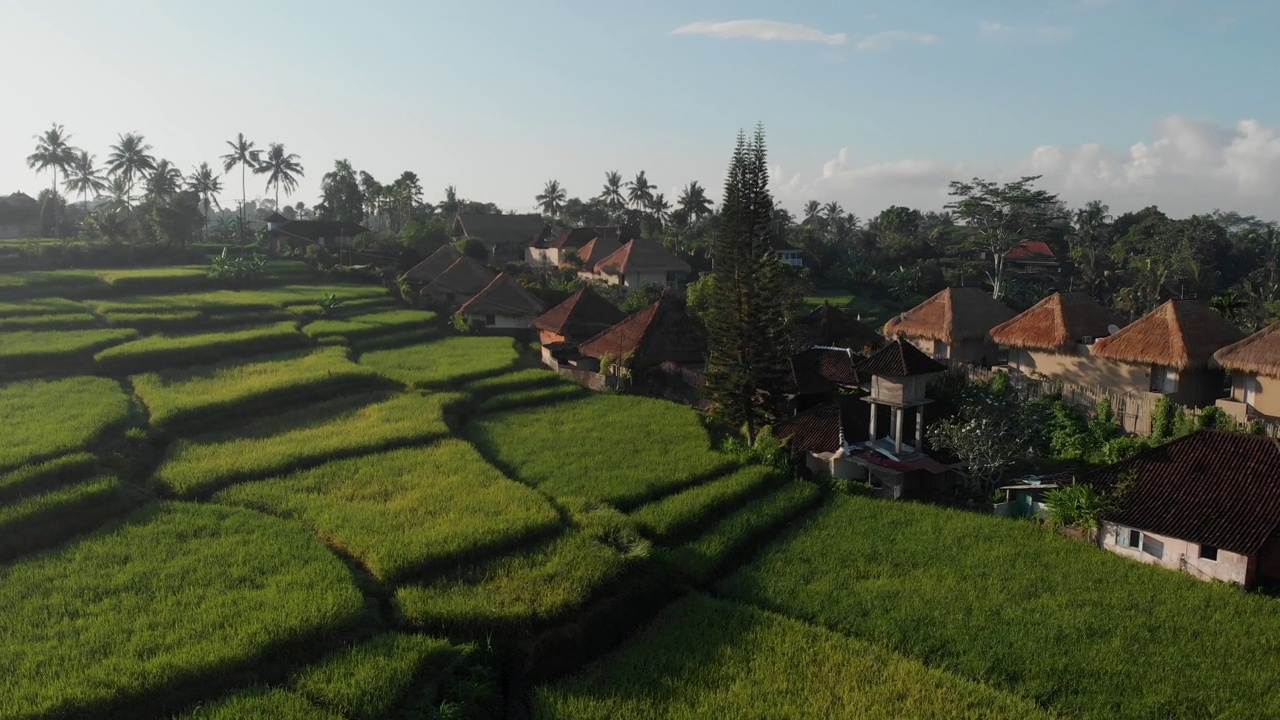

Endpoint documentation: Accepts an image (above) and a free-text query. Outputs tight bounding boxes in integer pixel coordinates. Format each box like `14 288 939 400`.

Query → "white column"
868 401 878 442
894 407 905 456
916 406 925 453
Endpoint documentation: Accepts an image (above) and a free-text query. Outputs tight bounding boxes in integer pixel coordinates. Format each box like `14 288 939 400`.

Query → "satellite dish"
1107 324 1121 335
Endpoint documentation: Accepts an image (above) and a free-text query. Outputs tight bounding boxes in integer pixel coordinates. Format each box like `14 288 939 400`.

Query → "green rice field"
0 376 132 471
360 336 521 387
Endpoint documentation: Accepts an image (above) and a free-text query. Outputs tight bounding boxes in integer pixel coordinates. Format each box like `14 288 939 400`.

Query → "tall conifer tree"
704 125 796 441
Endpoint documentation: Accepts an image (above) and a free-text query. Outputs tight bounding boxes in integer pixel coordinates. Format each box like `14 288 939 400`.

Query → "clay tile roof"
882 287 1016 344
578 297 706 367
1081 430 1280 555
593 239 692 277
454 213 548 245
459 273 545 318
797 303 885 351
856 338 947 377
548 226 621 250
576 236 624 271
1006 240 1055 259
421 256 495 298
532 287 626 342
1214 321 1280 377
402 244 464 284
989 292 1119 352
774 396 870 454
785 347 863 395
1091 299 1244 370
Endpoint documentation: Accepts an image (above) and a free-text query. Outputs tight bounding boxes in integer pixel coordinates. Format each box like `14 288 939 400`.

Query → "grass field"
536 594 1054 719
181 687 342 719
468 394 736 508
0 376 132 471
721 494 1280 720
292 633 464 720
95 321 312 374
630 466 779 543
0 326 138 373
0 452 98 504
215 442 560 583
360 336 521 388
0 475 140 561
0 311 102 330
301 309 437 344
801 291 907 328
0 297 88 317
0 502 365 718
132 347 384 433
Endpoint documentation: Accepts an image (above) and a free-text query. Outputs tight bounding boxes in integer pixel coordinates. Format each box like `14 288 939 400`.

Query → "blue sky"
4 0 1279 218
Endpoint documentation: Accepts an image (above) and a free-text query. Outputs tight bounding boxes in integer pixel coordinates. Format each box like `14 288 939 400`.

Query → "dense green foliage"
215 442 559 583
0 502 365 718
156 391 455 498
536 594 1054 719
468 394 735 508
94 321 311 374
722 495 1280 719
360 336 520 388
0 376 131 471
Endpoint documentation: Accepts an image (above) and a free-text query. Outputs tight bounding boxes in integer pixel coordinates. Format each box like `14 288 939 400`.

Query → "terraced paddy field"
4 261 1279 719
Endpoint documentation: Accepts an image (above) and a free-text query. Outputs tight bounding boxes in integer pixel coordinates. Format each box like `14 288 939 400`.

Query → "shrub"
94 321 312 375
215 442 560 583
154 391 457 498
0 376 132 471
0 502 365 718
360 336 521 388
207 248 269 288
534 594 1054 719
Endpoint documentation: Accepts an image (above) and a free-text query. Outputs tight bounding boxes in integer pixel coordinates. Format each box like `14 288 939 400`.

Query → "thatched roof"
420 256 495 300
1092 299 1244 370
1214 321 1280 377
988 292 1118 352
579 297 705 368
856 338 947 378
533 287 626 343
576 236 623 271
882 287 1015 344
402 244 463 284
594 239 691 277
797 303 884 351
460 273 545 318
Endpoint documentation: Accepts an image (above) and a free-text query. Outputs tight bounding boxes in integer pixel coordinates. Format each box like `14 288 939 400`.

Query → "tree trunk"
241 163 247 246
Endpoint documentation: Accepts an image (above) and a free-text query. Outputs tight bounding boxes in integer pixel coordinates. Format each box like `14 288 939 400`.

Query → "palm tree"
598 171 626 211
803 200 822 225
648 193 672 229
102 175 134 213
105 133 156 195
255 143 304 208
438 185 460 217
626 170 655 210
221 133 260 244
676 181 714 223
187 163 223 239
63 151 106 213
27 123 79 235
536 179 567 218
145 159 183 202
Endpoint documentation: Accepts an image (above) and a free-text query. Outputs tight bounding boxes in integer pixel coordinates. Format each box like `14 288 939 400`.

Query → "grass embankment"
95 321 312 374
0 327 138 374
301 309 437 345
468 394 735 508
0 376 131 471
155 391 457 498
534 594 1054 719
132 347 385 434
361 336 521 388
0 297 88 316
721 494 1280 720
0 475 141 561
0 311 101 331
0 502 365 719
216 441 560 583
630 466 779 543
0 452 98 504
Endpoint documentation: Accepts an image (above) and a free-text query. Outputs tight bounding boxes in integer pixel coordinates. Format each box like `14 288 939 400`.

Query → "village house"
532 287 626 370
452 213 550 264
581 239 691 292
420 255 494 308
774 396 870 481
1004 240 1064 275
782 346 863 412
527 226 633 268
457 273 545 336
1090 299 1243 408
578 296 705 372
0 192 41 239
773 237 804 268
573 236 624 273
400 244 463 289
1081 429 1280 588
264 213 369 256
1214 322 1280 422
989 292 1124 387
882 287 1015 366
796 303 884 354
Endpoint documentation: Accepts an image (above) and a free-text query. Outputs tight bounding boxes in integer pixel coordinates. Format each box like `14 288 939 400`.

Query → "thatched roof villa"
988 292 1121 387
1214 321 1280 421
882 287 1015 366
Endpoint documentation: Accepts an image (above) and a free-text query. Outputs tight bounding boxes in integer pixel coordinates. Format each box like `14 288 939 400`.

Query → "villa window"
1117 527 1142 550
485 314 495 326
1199 544 1219 562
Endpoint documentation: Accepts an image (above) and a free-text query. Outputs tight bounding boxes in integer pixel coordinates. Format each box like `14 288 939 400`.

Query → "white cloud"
670 20 846 45
770 115 1280 220
979 20 1074 44
855 31 940 52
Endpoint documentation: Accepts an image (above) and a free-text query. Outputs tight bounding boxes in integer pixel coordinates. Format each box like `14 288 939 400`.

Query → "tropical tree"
63 151 106 213
598 171 626 212
535 179 567 218
144 159 184 202
626 170 655 210
358 171 383 226
438 185 460 217
677 181 714 223
27 123 79 234
105 133 157 195
255 143 304 208
101 175 134 213
946 175 1062 300
802 200 822 225
319 159 364 223
187 163 223 239
647 193 672 229
220 133 260 243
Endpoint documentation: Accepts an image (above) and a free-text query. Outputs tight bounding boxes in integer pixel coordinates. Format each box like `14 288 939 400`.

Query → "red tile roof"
402 244 463 284
459 272 545 318
593 239 692 277
532 287 627 342
785 348 863 395
420 256 495 299
856 338 947 378
1005 240 1055 259
774 397 870 454
1082 430 1280 555
575 236 624 271
578 297 705 367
